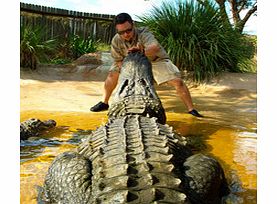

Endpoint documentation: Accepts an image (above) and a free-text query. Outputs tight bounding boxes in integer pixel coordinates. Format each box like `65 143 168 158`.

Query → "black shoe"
90 102 109 112
188 109 204 117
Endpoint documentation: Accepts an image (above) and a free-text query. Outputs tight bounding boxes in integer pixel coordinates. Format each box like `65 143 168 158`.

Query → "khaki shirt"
110 27 169 64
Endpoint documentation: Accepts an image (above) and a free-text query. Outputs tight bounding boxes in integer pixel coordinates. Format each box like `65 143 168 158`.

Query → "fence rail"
20 2 116 43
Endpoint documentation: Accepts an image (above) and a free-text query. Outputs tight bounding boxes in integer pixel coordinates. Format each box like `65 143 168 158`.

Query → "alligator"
20 118 56 140
40 52 229 204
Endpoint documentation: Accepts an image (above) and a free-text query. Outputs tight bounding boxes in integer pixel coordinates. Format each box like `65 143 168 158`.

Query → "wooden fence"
20 2 116 44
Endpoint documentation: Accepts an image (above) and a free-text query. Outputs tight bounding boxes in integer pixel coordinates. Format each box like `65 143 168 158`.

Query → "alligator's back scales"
79 115 191 203
41 52 229 204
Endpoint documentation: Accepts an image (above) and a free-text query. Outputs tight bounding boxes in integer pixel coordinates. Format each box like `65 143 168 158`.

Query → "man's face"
116 21 134 42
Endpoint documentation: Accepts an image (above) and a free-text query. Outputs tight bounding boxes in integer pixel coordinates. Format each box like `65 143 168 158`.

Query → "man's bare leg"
90 71 119 112
167 78 194 111
103 71 119 104
166 78 203 117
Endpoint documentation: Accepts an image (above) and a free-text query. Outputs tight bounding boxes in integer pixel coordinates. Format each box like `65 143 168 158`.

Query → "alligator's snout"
108 52 166 124
42 119 56 128
116 52 156 99
118 78 154 98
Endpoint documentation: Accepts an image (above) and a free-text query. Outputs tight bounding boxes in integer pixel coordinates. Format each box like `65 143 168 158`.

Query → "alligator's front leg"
43 151 93 204
181 153 229 204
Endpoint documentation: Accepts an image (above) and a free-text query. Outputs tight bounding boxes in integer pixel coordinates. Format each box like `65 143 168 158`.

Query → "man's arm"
128 43 160 59
115 61 123 70
144 43 160 58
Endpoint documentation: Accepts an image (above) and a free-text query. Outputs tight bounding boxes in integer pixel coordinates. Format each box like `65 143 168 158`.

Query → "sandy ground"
20 52 257 114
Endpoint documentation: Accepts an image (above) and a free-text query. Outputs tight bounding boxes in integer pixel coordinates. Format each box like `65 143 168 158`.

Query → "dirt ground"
20 52 257 114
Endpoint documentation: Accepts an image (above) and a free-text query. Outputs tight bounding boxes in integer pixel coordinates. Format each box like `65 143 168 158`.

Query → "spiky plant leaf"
138 0 249 82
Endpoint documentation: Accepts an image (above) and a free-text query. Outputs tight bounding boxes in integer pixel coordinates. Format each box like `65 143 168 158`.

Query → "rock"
72 52 102 66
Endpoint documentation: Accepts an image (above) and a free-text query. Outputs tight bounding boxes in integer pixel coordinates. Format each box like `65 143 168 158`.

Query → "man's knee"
167 77 184 88
109 70 119 77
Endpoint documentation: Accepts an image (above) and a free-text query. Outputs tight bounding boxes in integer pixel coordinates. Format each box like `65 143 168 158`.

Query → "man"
90 13 203 117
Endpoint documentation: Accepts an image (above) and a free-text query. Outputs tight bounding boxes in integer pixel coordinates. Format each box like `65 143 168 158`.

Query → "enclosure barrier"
20 2 116 43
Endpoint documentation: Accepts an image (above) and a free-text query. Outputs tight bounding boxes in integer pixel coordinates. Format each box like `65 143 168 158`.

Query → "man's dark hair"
114 13 133 25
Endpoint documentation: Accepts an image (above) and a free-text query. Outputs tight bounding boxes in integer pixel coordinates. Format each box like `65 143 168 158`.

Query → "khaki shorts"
109 59 181 85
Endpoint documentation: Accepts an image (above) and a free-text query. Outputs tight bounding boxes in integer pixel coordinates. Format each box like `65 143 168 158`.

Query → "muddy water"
20 86 256 204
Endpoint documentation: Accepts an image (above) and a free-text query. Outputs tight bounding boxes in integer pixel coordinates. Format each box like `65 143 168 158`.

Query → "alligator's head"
20 118 57 140
108 52 166 124
21 118 56 131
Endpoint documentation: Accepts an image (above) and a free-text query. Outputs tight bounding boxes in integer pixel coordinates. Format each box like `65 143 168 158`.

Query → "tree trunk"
235 4 257 33
228 0 257 33
198 0 257 34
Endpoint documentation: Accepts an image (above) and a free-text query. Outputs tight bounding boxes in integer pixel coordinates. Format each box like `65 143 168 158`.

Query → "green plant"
96 42 110 52
236 35 257 73
20 25 56 69
70 35 98 59
138 0 249 82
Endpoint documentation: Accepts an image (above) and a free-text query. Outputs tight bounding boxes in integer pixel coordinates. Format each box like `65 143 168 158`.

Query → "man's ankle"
188 108 194 112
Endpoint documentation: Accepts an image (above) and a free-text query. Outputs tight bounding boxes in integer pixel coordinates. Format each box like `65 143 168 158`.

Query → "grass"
237 35 257 73
20 26 108 67
96 43 110 52
20 25 57 69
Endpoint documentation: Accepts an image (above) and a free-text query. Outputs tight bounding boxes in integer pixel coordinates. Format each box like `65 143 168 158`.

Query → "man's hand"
128 43 144 53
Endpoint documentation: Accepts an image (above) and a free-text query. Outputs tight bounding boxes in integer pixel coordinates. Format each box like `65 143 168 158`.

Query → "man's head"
114 13 134 41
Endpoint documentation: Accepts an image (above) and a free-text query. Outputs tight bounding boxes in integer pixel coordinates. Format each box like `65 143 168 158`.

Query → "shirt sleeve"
139 27 160 48
138 27 169 60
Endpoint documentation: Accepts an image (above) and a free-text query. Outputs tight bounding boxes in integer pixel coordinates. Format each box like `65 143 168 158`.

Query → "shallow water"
20 88 256 204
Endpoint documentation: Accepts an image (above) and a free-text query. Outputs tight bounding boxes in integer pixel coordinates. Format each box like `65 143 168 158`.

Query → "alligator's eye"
138 79 146 86
119 79 129 95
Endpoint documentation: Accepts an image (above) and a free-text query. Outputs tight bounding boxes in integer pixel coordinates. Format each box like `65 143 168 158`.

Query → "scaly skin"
108 52 166 124
20 118 56 140
41 52 229 203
